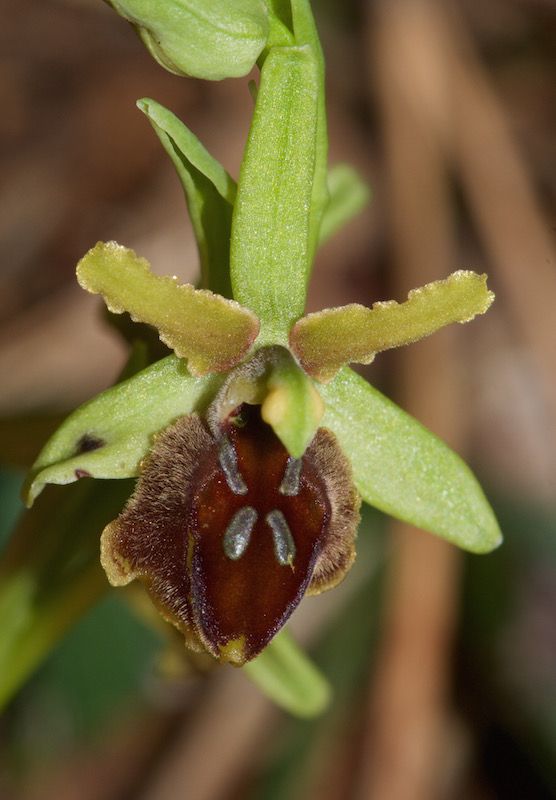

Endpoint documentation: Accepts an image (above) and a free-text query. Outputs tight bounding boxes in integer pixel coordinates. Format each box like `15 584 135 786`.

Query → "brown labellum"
101 403 360 665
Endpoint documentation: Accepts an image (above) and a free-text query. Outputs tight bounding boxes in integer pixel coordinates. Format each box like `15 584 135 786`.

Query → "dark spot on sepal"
75 433 104 454
74 468 91 479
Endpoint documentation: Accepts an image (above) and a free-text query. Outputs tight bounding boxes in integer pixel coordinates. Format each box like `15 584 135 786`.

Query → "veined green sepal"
25 356 223 506
230 45 319 339
320 367 502 553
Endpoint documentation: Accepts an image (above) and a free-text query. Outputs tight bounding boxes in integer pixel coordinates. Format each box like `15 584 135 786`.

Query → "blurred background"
1 0 556 797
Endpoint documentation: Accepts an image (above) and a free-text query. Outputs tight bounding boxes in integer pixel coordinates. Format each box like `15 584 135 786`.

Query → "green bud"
107 0 269 80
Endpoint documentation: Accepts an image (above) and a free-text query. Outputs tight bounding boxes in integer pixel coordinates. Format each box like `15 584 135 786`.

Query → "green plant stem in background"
0 481 133 711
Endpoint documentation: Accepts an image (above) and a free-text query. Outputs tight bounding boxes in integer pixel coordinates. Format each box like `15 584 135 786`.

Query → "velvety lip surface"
189 406 329 662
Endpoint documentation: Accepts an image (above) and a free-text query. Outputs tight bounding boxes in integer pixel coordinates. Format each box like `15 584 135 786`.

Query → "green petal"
230 45 319 340
107 0 269 80
320 368 502 553
137 98 236 298
319 164 371 246
243 628 330 717
77 242 259 375
291 271 494 381
25 355 222 506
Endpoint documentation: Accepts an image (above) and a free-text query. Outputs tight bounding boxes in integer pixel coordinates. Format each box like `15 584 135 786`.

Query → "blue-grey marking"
223 506 257 560
266 509 296 566
219 435 247 495
279 457 302 496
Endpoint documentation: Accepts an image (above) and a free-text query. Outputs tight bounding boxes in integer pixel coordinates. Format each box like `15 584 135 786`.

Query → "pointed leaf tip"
137 98 236 298
77 242 259 375
291 271 494 381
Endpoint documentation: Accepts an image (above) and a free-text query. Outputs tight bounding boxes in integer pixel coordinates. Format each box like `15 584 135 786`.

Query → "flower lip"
101 349 360 665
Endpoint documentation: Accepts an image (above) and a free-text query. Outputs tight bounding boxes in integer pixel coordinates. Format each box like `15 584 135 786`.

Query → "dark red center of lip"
188 405 330 661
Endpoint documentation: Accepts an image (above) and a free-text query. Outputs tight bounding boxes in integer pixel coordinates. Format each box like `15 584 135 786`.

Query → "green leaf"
264 0 292 32
107 0 269 80
137 98 236 298
260 349 324 457
320 368 502 553
319 164 371 245
0 480 133 710
77 242 259 375
230 45 319 340
263 1 295 49
291 271 494 381
243 628 330 717
25 355 223 506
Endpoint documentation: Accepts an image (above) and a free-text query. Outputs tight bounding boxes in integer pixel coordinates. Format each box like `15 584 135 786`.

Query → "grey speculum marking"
223 506 257 560
219 435 248 495
279 457 302 496
266 509 296 566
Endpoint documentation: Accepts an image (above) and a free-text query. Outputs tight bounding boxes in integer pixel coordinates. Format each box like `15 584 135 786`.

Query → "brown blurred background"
1 0 556 798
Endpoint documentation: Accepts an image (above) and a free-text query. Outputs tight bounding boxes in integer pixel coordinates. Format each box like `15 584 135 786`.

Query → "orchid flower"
18 0 499 707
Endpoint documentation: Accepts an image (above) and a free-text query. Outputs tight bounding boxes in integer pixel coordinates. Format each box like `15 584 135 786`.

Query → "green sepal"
243 628 330 717
25 355 223 506
289 0 328 268
230 45 319 340
320 367 502 553
107 0 269 80
291 271 494 381
77 242 260 375
137 98 236 298
319 164 371 245
260 349 324 457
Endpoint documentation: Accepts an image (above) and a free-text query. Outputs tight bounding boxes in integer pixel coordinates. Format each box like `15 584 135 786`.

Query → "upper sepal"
230 45 319 338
